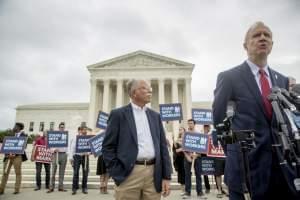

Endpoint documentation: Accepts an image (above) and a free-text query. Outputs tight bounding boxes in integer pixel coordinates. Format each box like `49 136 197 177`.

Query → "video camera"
215 102 256 149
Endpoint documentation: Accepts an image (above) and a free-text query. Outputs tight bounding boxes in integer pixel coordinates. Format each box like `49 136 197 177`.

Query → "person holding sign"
47 122 68 193
96 132 109 194
182 119 205 199
202 125 211 194
31 131 51 191
0 123 28 195
102 79 172 200
172 127 186 195
68 126 90 195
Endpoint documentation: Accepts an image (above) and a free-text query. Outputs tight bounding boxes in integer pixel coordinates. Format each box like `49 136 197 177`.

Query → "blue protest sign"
96 111 109 129
0 136 27 154
159 103 182 121
47 131 68 148
88 133 105 157
182 132 209 153
192 109 213 124
75 135 94 153
200 157 216 175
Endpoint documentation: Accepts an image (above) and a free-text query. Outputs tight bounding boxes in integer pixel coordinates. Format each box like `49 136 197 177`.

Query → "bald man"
213 22 299 199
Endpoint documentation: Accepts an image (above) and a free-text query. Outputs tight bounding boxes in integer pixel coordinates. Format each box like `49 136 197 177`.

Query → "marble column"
172 78 179 137
88 79 97 129
102 79 110 113
146 79 152 108
116 79 123 108
158 78 165 105
185 78 192 119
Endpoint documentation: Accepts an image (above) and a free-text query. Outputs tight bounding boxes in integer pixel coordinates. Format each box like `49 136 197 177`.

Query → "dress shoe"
47 188 54 193
34 187 41 191
82 189 88 194
13 191 20 194
58 188 67 192
0 191 4 195
72 190 77 195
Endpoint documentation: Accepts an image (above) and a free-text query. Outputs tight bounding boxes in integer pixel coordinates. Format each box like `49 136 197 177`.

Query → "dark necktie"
259 69 272 119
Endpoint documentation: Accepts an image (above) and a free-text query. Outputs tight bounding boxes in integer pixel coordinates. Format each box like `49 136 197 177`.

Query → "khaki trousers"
0 155 22 193
114 165 161 200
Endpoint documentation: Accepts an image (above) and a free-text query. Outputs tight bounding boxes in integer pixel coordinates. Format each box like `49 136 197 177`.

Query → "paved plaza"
0 188 228 200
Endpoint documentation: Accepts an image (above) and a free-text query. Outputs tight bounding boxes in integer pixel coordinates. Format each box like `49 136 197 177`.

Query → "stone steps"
0 146 220 190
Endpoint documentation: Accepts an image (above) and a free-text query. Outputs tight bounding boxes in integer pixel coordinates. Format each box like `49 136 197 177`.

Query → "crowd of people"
1 21 300 200
0 122 110 196
172 121 227 199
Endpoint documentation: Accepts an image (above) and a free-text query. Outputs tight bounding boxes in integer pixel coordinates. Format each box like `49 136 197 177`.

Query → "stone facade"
15 51 212 138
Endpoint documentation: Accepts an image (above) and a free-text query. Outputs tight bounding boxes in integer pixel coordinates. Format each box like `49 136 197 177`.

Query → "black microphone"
271 87 297 111
291 84 300 96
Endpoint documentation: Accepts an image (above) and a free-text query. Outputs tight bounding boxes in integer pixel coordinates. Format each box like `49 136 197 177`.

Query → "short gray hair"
126 79 140 97
244 21 272 43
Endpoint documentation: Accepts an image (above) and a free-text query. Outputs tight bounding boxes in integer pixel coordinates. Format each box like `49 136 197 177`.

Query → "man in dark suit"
102 79 172 200
0 122 28 195
213 21 299 199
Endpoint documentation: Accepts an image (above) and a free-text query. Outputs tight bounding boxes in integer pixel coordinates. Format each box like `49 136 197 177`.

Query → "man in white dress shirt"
102 79 172 200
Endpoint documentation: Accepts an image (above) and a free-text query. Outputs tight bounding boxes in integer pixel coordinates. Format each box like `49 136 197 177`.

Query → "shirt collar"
246 59 270 77
15 131 22 136
131 102 147 112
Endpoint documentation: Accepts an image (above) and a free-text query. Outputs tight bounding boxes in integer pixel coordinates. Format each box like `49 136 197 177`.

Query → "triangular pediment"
87 50 194 69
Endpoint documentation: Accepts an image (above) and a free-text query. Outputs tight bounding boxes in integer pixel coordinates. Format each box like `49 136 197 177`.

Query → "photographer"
213 21 299 199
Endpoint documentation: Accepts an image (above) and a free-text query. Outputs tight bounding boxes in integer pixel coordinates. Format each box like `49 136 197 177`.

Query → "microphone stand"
268 91 300 192
216 122 255 199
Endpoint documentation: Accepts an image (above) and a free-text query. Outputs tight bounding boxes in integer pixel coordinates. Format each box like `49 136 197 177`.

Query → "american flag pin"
275 74 278 79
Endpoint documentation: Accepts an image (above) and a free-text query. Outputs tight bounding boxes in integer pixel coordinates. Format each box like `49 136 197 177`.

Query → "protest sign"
47 131 68 148
192 108 213 124
182 132 208 153
75 135 94 153
96 111 109 129
207 136 225 158
0 136 27 154
89 133 105 157
33 145 53 163
159 103 182 121
200 157 216 175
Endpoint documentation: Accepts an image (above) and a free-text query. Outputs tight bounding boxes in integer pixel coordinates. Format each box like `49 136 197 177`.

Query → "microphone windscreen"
291 84 300 95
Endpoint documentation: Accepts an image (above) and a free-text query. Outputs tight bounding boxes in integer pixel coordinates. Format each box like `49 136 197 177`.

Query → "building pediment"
87 50 194 70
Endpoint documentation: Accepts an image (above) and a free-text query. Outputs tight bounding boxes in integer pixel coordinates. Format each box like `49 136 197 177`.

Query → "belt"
135 159 155 166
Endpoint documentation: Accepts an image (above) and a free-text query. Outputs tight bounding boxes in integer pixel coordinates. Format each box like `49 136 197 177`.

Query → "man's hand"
8 154 16 159
161 179 170 197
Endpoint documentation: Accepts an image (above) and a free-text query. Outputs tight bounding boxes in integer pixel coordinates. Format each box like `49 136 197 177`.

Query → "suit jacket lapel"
124 104 138 145
268 68 278 88
240 62 269 119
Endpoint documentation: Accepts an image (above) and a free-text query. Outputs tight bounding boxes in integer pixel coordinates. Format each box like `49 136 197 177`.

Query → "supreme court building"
15 50 212 137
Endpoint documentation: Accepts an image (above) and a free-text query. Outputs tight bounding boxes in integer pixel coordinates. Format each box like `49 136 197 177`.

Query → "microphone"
226 101 236 119
291 84 300 96
271 87 297 111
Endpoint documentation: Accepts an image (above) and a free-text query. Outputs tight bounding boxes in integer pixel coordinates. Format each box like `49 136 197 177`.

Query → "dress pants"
72 154 89 191
114 164 161 200
0 155 22 193
184 157 203 195
35 162 50 189
50 152 67 189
